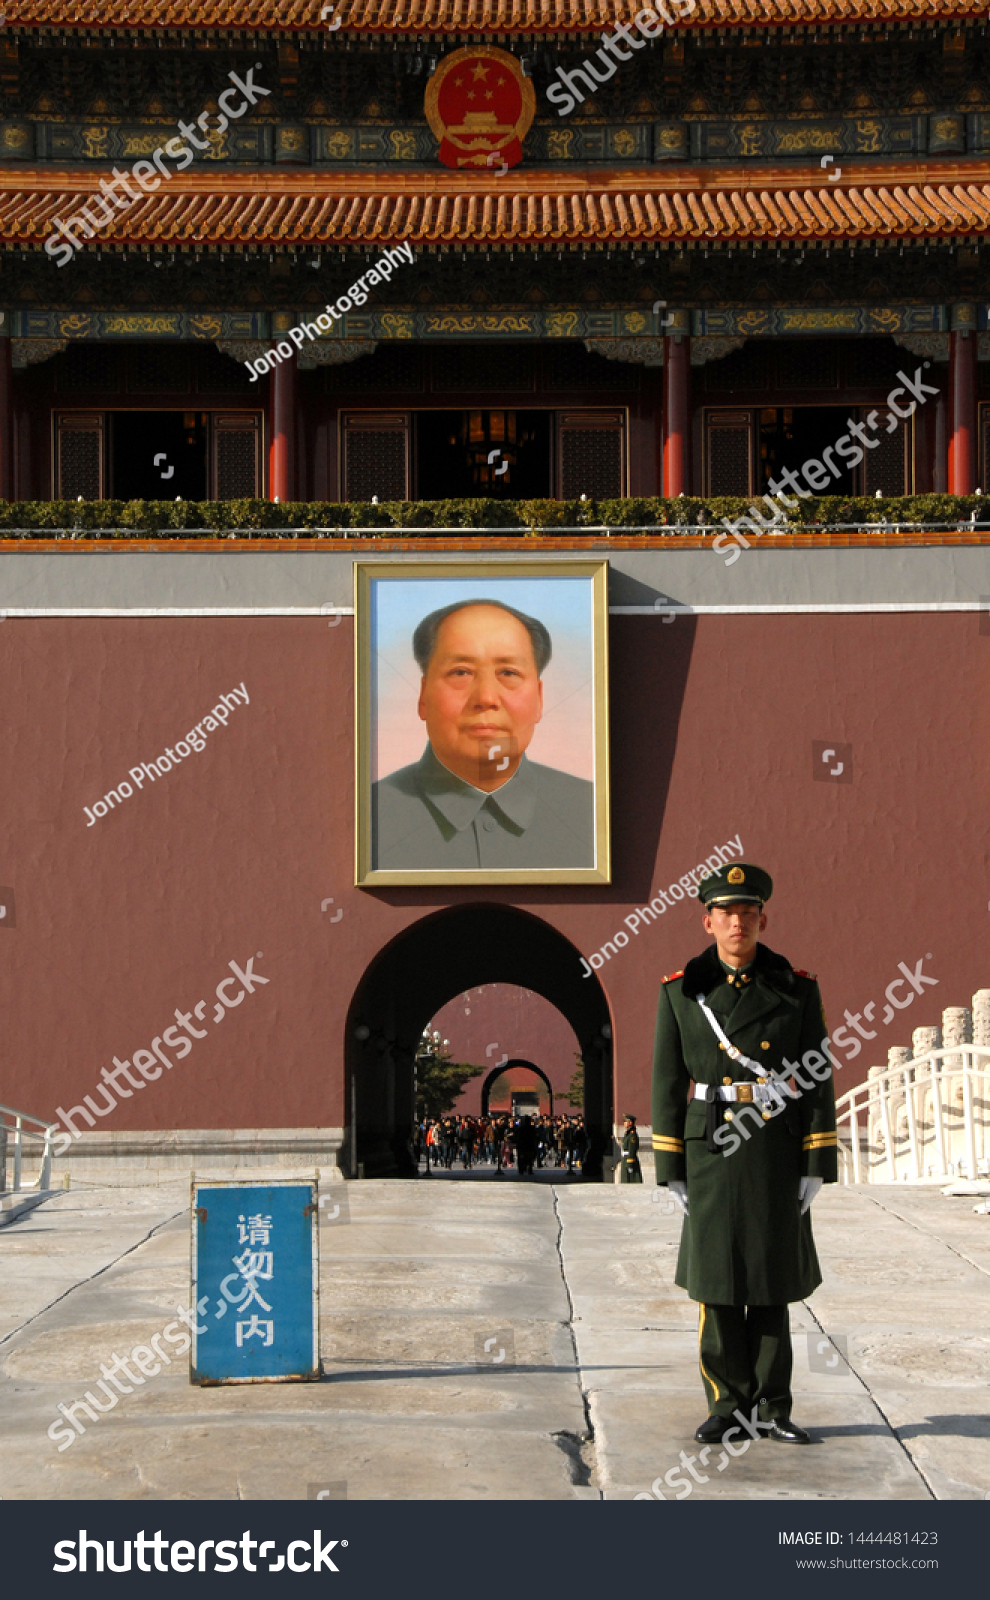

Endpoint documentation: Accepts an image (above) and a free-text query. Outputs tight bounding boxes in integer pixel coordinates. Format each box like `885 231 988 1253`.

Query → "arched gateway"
481 1060 555 1119
346 904 612 1178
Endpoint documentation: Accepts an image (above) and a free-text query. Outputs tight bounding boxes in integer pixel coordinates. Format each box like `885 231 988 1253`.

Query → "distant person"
372 600 594 870
512 1115 538 1177
619 1114 642 1183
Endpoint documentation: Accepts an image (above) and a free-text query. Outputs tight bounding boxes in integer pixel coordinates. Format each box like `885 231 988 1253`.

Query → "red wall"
1 612 984 1133
427 984 581 1114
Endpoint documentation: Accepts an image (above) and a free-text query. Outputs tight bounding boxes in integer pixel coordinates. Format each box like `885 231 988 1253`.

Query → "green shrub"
0 495 985 538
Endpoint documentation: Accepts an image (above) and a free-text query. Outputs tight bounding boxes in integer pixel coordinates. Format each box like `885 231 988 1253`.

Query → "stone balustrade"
851 994 989 1182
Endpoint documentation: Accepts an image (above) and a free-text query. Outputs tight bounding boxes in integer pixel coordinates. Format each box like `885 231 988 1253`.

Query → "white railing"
835 1047 990 1184
0 1102 59 1193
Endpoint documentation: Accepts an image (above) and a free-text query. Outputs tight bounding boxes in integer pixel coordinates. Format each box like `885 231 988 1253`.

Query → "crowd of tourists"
412 1113 588 1177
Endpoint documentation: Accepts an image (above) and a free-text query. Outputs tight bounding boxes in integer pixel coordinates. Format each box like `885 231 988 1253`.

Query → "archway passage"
481 1060 554 1118
347 904 612 1178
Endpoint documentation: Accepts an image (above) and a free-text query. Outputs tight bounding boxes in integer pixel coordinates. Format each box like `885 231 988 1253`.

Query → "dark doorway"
346 904 612 1178
415 410 552 499
111 411 208 500
759 407 857 497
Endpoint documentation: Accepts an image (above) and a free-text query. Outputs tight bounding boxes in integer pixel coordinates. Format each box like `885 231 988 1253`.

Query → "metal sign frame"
189 1173 320 1386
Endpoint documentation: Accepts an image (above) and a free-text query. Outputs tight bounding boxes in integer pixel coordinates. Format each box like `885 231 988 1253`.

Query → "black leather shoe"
694 1415 736 1444
762 1418 812 1443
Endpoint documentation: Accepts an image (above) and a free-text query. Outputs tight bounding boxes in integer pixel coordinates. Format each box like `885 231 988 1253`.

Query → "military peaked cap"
697 861 773 908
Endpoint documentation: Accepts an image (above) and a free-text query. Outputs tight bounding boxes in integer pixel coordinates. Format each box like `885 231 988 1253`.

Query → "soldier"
651 862 836 1445
619 1114 642 1183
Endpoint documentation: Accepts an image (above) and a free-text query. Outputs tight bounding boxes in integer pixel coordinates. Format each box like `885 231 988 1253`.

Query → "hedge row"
0 495 987 536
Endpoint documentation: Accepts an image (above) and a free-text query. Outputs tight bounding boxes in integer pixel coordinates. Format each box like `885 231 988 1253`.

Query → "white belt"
693 1081 784 1111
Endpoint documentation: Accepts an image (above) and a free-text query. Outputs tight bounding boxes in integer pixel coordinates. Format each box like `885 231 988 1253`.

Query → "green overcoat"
651 942 837 1305
619 1126 642 1183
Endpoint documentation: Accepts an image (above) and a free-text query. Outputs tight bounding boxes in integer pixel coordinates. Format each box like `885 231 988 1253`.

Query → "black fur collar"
681 942 796 998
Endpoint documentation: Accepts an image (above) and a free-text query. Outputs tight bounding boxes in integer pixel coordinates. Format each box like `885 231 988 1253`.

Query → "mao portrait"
355 561 610 886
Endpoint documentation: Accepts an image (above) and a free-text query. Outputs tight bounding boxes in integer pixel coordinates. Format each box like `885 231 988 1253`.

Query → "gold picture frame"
355 559 610 887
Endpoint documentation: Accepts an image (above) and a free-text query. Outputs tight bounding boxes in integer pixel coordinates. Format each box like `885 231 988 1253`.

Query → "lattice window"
197 345 253 394
213 413 261 499
342 412 409 501
706 410 753 498
56 413 104 500
543 345 637 392
842 338 905 391
126 345 189 394
55 345 120 393
328 346 424 393
557 411 625 500
775 342 837 391
704 342 768 393
432 344 535 393
981 404 990 495
862 408 910 496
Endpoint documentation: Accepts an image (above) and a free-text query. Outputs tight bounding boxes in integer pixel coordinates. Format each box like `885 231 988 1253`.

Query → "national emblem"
727 866 745 884
425 45 536 172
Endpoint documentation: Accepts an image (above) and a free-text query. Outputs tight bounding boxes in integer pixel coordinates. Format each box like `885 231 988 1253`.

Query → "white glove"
799 1176 823 1214
668 1180 689 1216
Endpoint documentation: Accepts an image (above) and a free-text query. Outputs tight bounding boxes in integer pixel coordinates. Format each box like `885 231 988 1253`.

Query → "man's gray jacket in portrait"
372 744 595 870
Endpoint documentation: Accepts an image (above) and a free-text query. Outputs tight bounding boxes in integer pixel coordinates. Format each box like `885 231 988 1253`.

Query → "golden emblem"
727 866 745 884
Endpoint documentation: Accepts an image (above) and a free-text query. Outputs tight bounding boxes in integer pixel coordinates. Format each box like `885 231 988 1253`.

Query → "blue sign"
190 1181 319 1384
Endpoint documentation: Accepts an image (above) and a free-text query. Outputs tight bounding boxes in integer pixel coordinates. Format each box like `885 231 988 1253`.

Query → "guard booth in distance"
511 1091 541 1119
190 1177 320 1386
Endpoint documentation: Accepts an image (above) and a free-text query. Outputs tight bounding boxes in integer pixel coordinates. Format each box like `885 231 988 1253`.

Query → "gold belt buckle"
736 1083 754 1103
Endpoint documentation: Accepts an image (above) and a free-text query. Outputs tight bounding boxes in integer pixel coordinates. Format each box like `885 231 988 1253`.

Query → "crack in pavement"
801 1300 936 1501
799 1187 959 1501
858 1189 990 1279
0 1206 186 1349
550 1185 602 1497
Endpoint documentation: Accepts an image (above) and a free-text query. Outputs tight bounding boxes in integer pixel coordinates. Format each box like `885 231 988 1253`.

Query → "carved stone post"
972 990 990 1048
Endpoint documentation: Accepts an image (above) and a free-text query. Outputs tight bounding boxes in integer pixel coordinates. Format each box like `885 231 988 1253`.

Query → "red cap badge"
425 45 536 172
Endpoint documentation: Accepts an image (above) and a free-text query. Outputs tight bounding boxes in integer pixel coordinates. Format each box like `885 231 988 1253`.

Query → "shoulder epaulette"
793 968 817 980
662 969 684 984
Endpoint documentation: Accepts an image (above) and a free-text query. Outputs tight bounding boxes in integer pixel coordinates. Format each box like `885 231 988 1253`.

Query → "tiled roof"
5 163 989 248
7 0 986 33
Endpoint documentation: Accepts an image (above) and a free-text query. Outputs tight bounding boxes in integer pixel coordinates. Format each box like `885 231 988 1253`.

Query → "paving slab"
554 1182 989 1502
0 1178 590 1501
0 1176 986 1500
0 1184 187 1344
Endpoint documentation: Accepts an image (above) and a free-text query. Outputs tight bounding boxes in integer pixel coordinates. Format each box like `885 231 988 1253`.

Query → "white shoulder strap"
695 995 769 1081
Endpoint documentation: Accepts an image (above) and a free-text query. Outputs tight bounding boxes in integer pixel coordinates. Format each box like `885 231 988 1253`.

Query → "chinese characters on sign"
190 1181 320 1384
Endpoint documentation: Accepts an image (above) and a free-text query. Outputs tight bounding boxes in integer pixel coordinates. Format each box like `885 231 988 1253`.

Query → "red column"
269 344 296 502
0 337 13 502
948 328 977 495
933 389 947 495
662 333 690 498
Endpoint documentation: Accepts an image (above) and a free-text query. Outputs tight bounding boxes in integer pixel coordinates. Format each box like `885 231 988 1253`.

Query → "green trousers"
698 1303 792 1420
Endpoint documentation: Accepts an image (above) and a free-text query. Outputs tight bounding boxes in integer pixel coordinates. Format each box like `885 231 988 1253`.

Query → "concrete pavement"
0 1175 987 1500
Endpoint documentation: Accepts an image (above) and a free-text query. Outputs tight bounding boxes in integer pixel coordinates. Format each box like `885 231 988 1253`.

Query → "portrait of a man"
355 562 609 885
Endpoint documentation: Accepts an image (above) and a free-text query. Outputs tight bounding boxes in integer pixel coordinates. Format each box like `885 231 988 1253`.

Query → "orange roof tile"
6 0 985 33
6 161 989 247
